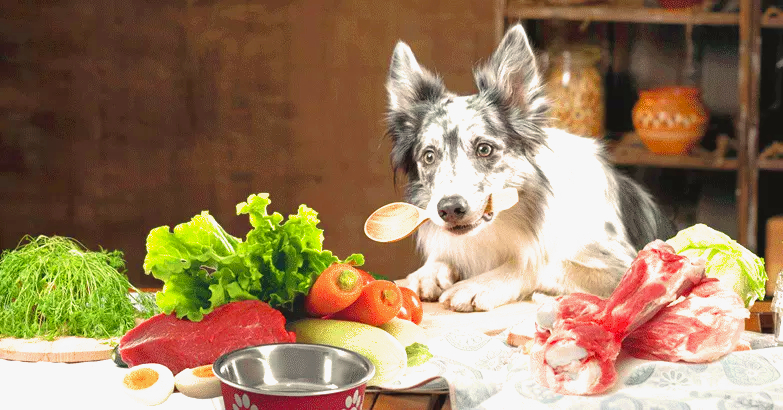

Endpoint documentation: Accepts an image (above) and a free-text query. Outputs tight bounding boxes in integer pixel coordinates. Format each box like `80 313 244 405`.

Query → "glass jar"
545 45 606 139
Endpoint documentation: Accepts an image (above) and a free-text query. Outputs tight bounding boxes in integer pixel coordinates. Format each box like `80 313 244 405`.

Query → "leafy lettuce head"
666 224 767 307
143 193 362 321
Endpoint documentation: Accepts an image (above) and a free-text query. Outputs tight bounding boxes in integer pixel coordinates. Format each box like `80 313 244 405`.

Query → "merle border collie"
385 24 676 312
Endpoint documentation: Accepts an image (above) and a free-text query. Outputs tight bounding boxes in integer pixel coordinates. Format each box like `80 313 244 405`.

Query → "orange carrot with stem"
304 264 364 317
332 280 403 326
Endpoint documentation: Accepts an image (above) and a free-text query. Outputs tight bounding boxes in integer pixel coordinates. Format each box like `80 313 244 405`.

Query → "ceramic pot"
632 86 709 155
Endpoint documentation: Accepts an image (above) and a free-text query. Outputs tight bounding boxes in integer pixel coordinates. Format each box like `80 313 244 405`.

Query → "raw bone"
530 240 705 395
622 277 749 363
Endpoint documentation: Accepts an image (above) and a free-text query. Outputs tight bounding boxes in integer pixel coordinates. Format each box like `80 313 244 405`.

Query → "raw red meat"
119 300 296 374
622 277 749 363
530 240 704 395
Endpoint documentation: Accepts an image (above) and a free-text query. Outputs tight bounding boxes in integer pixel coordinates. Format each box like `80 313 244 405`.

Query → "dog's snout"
437 196 469 222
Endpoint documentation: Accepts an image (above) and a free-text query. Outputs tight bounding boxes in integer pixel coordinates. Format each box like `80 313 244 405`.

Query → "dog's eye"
476 143 493 157
423 150 436 165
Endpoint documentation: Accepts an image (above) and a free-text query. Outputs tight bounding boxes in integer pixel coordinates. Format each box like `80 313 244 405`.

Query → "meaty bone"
530 240 705 395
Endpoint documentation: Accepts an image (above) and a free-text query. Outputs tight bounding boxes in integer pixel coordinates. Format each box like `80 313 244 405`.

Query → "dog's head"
385 24 550 236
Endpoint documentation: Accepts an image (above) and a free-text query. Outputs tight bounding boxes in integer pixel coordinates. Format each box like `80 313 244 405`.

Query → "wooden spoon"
364 187 519 243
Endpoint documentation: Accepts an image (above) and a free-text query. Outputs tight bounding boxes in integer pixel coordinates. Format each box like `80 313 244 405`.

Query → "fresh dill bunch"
0 235 158 340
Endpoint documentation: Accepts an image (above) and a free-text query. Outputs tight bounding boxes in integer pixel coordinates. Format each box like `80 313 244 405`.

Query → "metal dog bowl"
213 343 374 410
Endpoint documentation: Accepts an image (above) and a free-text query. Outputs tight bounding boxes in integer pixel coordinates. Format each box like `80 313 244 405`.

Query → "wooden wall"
0 1 498 287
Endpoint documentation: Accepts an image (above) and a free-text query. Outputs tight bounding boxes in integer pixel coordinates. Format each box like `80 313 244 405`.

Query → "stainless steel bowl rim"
212 343 375 397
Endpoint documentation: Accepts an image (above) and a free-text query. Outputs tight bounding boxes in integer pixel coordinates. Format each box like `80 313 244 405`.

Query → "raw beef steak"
119 300 296 374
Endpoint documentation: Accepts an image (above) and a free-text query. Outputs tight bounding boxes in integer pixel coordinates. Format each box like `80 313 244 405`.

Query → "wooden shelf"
758 142 783 171
759 158 783 171
761 16 783 28
762 7 783 28
607 133 739 170
505 5 739 26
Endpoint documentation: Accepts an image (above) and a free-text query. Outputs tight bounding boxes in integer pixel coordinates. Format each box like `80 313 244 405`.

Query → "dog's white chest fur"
413 129 634 309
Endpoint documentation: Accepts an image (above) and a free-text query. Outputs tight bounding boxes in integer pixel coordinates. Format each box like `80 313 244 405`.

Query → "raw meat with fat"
530 240 705 395
622 277 749 363
119 300 296 374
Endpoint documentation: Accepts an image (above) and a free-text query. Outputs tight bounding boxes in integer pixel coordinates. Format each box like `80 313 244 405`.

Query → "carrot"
355 268 375 287
304 264 364 317
332 280 402 326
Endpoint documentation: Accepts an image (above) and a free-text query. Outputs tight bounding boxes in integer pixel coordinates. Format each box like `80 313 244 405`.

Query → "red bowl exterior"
221 383 368 410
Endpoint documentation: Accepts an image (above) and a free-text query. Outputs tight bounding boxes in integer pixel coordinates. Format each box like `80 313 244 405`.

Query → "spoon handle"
488 187 519 213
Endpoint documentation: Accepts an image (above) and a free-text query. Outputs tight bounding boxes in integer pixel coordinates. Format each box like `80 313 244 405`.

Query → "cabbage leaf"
666 223 766 307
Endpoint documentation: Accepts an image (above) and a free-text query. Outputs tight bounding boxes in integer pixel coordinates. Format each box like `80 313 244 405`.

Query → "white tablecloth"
377 329 783 410
0 358 222 409
2 331 781 410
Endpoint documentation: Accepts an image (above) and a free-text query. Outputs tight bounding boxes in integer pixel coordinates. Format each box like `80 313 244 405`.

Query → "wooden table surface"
364 392 451 410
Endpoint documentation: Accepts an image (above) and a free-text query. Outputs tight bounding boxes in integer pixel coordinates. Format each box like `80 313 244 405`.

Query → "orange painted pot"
632 86 709 155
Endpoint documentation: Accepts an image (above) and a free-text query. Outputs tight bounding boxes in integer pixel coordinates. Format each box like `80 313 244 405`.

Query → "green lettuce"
143 193 362 321
666 224 767 307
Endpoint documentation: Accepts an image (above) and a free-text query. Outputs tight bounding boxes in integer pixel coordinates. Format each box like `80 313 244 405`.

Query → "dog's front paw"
402 262 458 302
439 279 514 312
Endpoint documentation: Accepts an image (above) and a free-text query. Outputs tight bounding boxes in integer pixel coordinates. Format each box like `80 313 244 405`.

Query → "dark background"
0 1 500 287
2 1 780 288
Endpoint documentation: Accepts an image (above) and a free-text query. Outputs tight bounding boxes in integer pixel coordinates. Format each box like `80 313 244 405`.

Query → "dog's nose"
437 196 469 223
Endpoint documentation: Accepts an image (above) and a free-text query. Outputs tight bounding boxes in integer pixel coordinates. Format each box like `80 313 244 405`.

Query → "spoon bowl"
364 187 519 243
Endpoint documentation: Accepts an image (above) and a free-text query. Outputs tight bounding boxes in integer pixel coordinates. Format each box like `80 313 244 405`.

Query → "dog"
385 24 676 312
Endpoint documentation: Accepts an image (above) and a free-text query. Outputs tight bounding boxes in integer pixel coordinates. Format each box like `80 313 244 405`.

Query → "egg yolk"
192 364 214 378
124 368 160 390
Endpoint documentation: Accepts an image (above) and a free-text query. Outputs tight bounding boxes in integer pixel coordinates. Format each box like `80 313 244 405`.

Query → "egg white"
121 363 175 406
174 364 222 399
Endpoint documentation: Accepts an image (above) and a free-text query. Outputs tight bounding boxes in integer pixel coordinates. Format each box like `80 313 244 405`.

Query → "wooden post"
738 0 762 250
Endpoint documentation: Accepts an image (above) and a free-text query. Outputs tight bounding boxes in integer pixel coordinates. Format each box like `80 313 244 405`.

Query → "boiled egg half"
121 363 175 406
175 364 222 399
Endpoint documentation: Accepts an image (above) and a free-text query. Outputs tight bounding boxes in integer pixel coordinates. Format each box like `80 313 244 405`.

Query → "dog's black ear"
386 42 445 178
386 41 445 114
475 24 548 124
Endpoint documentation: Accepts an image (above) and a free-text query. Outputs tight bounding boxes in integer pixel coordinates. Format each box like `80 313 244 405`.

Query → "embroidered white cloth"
374 329 783 410
1 331 780 409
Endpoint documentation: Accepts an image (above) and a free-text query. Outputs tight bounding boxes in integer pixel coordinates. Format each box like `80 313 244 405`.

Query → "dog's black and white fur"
386 24 676 312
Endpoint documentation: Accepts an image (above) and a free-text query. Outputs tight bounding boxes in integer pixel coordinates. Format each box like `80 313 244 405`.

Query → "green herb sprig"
0 235 158 340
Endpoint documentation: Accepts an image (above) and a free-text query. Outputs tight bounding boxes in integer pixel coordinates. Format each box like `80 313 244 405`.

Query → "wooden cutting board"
418 301 539 340
0 336 118 363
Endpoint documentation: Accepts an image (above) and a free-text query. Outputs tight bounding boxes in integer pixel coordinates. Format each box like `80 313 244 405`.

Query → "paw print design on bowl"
342 389 362 410
232 393 258 410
